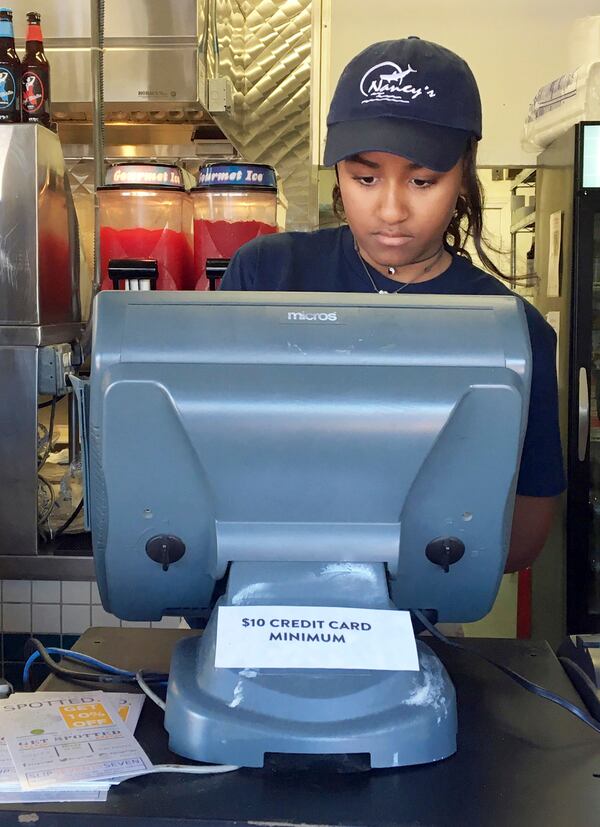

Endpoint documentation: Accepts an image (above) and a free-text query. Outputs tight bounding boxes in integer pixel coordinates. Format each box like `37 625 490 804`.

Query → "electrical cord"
23 639 167 690
52 498 84 538
557 656 600 722
25 646 138 681
136 670 166 711
38 394 66 409
0 677 13 698
23 639 239 775
113 764 240 779
37 475 56 526
37 395 57 470
413 609 600 735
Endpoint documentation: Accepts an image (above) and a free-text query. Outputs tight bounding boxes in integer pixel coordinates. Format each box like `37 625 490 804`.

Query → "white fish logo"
359 61 436 104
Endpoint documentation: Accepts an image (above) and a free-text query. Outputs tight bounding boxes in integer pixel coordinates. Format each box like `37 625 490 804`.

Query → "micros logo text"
287 311 338 322
360 61 436 104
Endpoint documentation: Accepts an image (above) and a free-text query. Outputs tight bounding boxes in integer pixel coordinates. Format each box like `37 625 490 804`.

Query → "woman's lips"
373 233 414 247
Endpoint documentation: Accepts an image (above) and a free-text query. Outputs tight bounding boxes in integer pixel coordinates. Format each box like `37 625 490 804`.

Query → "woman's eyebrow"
345 154 432 172
345 153 380 168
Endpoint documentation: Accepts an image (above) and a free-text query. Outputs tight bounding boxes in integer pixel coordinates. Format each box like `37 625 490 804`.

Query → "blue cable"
54 649 134 675
23 647 168 687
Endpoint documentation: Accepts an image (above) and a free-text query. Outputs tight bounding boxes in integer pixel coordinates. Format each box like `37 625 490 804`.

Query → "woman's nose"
377 185 409 224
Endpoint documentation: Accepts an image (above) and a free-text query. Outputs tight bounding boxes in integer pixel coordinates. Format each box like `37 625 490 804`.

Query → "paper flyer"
0 691 152 790
0 736 17 788
5 692 145 733
0 734 112 801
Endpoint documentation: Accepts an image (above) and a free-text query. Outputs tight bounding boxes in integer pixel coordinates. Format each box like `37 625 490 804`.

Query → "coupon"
1 691 152 790
5 692 145 734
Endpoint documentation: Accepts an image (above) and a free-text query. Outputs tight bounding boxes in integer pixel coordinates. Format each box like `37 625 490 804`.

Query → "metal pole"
90 0 105 293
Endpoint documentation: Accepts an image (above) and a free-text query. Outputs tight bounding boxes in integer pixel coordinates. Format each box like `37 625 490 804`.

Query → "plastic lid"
194 162 277 191
27 11 41 23
100 162 186 191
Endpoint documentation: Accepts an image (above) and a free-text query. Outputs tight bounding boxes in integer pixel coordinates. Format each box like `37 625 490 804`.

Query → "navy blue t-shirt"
221 225 566 497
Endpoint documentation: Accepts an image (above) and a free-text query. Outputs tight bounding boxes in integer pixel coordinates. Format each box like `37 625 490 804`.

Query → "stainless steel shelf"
510 211 536 234
510 167 536 190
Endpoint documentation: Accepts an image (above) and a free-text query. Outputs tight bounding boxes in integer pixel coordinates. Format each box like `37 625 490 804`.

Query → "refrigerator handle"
578 367 590 462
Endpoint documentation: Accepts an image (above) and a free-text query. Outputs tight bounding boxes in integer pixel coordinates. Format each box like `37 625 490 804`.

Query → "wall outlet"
207 77 233 113
38 345 72 396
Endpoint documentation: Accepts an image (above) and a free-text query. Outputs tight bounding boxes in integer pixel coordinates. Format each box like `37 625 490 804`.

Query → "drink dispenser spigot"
191 163 278 291
108 258 159 291
98 163 194 291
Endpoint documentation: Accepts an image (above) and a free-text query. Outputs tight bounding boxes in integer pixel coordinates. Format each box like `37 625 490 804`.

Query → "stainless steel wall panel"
0 324 83 347
0 127 39 326
104 47 198 103
45 49 92 103
11 0 91 40
0 347 38 556
0 125 81 328
9 0 197 40
104 0 198 39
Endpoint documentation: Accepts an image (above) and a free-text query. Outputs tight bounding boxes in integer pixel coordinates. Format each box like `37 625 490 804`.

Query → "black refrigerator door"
568 199 600 633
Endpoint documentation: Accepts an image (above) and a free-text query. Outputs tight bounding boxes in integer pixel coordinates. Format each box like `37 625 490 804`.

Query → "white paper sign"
215 606 419 671
547 210 562 297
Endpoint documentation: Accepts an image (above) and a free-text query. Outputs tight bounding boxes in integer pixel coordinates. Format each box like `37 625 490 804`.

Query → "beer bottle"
0 8 20 123
21 10 50 127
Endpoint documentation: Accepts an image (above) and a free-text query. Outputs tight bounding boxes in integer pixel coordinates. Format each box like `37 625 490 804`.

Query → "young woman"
220 36 566 573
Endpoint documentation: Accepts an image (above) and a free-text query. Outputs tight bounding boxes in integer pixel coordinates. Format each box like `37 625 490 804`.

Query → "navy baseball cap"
324 37 482 171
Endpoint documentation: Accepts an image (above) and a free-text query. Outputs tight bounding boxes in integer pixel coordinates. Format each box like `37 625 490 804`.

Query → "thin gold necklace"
354 242 445 294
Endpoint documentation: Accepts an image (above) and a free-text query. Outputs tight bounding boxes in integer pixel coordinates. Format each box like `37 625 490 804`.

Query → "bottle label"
0 67 17 110
26 24 43 41
22 71 44 113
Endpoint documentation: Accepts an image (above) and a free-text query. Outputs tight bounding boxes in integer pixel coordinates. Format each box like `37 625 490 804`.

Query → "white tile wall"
91 582 101 604
91 605 120 627
32 603 61 634
61 604 91 634
3 581 31 604
62 582 91 605
2 602 32 634
32 581 61 603
0 580 182 635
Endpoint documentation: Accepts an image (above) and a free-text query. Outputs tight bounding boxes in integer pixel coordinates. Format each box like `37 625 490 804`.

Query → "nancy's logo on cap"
359 61 436 105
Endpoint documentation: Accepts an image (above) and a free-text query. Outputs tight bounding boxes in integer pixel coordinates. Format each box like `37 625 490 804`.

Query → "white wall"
323 0 600 166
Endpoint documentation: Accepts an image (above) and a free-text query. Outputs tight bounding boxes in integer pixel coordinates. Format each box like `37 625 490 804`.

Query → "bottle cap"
26 11 41 24
0 9 13 19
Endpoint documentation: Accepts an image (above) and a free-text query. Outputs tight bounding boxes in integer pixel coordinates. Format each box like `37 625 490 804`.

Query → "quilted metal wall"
204 0 315 229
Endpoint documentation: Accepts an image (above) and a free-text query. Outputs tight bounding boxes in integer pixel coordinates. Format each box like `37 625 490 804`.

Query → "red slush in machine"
191 162 278 290
98 163 194 290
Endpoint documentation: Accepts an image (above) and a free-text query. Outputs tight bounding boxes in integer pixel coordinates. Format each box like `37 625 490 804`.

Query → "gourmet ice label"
0 69 16 109
198 164 277 189
22 72 44 113
215 606 419 671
